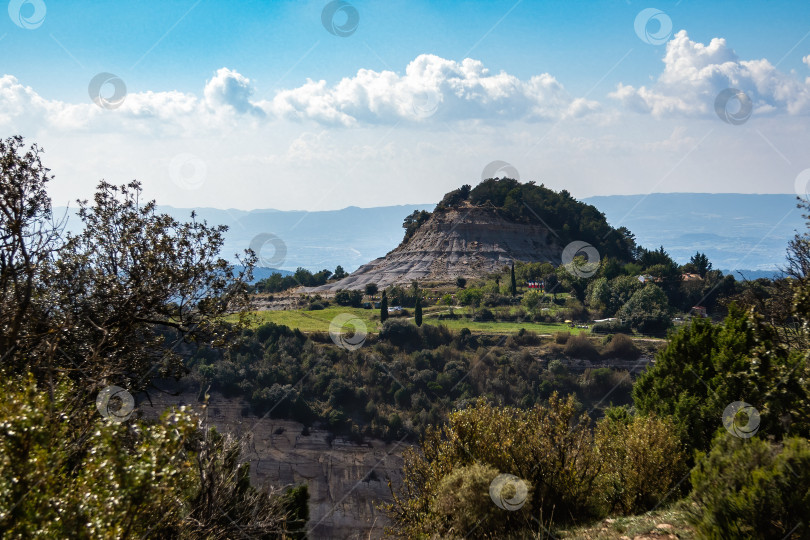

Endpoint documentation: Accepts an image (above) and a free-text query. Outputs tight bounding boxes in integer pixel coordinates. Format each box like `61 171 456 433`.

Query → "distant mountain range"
584 194 803 276
55 193 804 279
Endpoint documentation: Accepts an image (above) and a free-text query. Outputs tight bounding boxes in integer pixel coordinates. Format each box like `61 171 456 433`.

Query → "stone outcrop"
139 391 407 540
309 204 562 291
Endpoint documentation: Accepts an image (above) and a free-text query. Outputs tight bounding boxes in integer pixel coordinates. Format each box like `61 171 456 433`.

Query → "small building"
690 306 708 318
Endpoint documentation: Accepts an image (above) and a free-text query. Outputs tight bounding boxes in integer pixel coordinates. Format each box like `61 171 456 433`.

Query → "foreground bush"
595 412 686 515
0 373 307 538
429 463 532 537
689 433 810 539
385 394 600 538
385 395 685 538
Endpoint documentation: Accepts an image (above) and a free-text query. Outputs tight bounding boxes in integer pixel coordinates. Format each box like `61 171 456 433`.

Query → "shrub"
548 359 567 376
563 334 600 361
554 331 570 344
595 414 686 515
689 433 810 539
334 289 363 307
562 298 589 322
379 319 420 349
428 463 531 537
385 394 603 538
0 373 305 538
602 333 641 360
579 368 631 400
591 321 632 334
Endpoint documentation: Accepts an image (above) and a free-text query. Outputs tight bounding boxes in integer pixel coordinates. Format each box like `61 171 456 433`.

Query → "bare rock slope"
310 204 562 291
140 391 406 540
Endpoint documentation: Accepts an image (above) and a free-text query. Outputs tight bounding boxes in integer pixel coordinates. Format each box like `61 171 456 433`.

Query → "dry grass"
554 503 695 539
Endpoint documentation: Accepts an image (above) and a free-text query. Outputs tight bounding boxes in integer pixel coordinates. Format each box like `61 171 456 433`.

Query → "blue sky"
2 0 810 210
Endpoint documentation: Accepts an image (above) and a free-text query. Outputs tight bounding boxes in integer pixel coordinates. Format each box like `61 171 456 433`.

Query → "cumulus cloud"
0 55 599 132
266 54 597 125
610 30 810 116
204 68 265 116
804 55 810 69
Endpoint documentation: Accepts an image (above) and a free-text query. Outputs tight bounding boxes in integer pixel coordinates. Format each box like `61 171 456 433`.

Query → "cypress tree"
510 262 517 296
414 296 422 327
380 290 388 322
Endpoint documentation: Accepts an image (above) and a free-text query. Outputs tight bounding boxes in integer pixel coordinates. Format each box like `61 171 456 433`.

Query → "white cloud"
610 30 810 116
203 68 265 117
0 55 599 133
804 55 810 69
266 54 597 125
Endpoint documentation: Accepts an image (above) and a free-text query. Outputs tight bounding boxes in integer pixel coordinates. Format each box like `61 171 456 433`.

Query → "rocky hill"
310 202 561 291
309 178 636 291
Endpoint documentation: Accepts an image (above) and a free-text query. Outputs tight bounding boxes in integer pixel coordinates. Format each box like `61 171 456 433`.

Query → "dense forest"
185 321 645 442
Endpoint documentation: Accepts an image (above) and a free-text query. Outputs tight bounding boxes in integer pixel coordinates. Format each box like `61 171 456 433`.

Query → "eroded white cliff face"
140 391 408 539
308 205 560 291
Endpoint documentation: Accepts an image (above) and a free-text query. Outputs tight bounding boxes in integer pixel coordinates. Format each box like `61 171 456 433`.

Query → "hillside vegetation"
429 178 638 263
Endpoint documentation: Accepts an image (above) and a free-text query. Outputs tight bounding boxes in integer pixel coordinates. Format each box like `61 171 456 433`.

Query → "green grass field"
234 306 587 335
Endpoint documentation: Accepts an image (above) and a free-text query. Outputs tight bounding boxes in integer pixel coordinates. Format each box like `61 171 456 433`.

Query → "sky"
2 0 810 211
